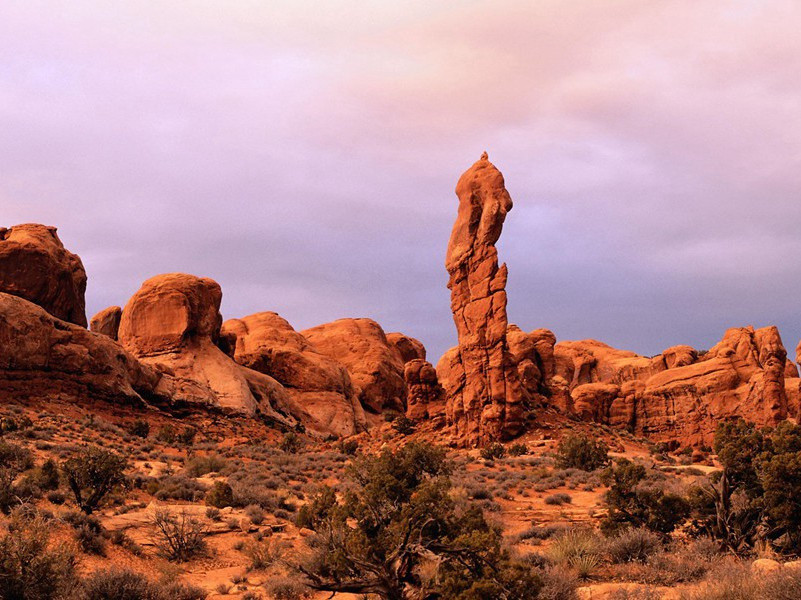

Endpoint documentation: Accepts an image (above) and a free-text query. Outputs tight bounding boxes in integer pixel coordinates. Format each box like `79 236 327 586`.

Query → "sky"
2 1 801 363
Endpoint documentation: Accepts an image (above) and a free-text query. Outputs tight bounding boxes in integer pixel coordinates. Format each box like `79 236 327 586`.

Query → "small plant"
480 442 506 460
392 415 416 435
549 528 603 579
151 508 208 561
545 492 573 506
0 511 78 599
205 481 234 508
337 438 359 456
508 443 528 456
244 538 285 570
245 504 265 525
156 424 176 444
278 432 302 454
128 419 150 439
555 434 609 471
605 528 663 564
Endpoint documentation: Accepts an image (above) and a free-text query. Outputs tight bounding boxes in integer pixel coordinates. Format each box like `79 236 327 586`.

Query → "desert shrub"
0 442 37 514
177 426 198 446
392 415 416 435
278 432 302 454
480 442 506 460
244 538 285 570
205 481 234 508
156 424 176 443
34 458 61 491
337 438 359 456
509 443 529 457
63 510 107 555
245 504 265 525
151 508 208 561
601 459 689 534
80 567 208 600
545 493 572 506
61 446 127 514
0 511 79 600
548 529 603 578
555 434 609 471
127 419 150 439
263 576 312 600
151 474 206 502
185 454 228 477
538 567 578 600
605 528 663 564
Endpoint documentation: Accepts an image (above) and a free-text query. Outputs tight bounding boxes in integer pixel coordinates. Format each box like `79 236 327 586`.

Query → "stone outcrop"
0 224 87 326
0 292 158 404
90 306 122 340
118 273 297 425
442 153 523 446
221 312 367 437
554 326 791 445
386 332 426 363
404 358 445 426
301 318 406 414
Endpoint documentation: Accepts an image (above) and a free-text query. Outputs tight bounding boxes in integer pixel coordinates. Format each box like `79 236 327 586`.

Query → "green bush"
278 432 302 454
601 459 689 534
127 419 150 439
392 415 416 435
205 481 234 508
0 512 78 600
61 446 127 514
480 442 506 460
555 434 609 471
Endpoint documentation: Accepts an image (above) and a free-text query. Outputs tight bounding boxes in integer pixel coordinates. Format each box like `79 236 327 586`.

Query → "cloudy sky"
3 1 801 362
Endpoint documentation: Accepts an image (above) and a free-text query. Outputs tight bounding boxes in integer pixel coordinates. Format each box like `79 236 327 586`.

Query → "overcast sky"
3 1 801 362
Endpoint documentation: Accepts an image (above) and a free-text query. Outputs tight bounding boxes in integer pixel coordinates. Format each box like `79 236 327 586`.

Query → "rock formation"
118 273 297 424
301 318 407 415
0 292 158 404
0 224 87 326
90 306 122 340
386 332 426 363
404 358 445 426
553 326 791 445
442 153 523 446
221 312 367 437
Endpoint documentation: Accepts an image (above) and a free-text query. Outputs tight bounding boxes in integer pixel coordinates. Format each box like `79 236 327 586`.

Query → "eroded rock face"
554 326 790 445
387 332 426 363
443 153 523 446
0 292 158 404
118 273 296 424
0 224 87 326
404 359 445 426
221 312 367 437
90 306 122 340
301 318 406 414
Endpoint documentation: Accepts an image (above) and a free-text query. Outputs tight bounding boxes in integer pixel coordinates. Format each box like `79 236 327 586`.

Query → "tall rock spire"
444 153 524 446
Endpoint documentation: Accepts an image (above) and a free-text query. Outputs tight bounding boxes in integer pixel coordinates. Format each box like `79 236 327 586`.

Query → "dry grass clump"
605 528 663 564
548 529 603 579
680 562 801 600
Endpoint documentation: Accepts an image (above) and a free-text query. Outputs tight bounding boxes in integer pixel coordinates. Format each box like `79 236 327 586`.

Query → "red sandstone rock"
386 332 426 363
221 312 367 437
554 326 790 445
118 273 296 424
443 153 523 446
0 224 87 326
90 306 122 340
0 292 158 404
301 318 406 414
404 358 445 426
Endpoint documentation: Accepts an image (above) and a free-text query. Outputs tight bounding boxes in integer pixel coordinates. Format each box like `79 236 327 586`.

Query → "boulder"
118 273 297 424
221 312 367 437
0 224 87 326
301 318 406 414
442 153 523 446
90 306 122 340
0 292 158 404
